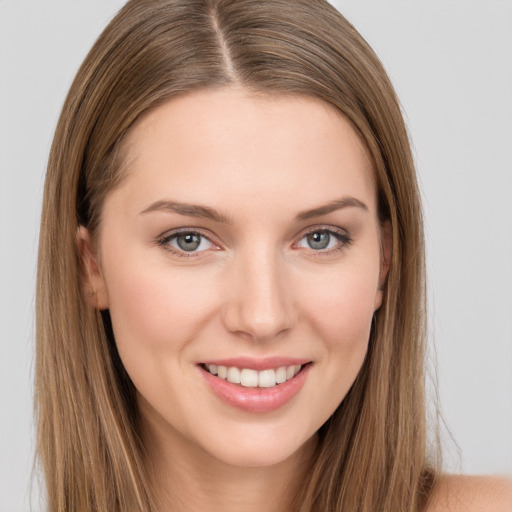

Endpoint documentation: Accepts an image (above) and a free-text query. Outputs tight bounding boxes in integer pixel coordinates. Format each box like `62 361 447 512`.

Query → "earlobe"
76 226 110 310
374 220 392 311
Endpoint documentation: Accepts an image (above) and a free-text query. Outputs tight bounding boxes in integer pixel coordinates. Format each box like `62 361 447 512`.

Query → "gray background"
1 1 511 510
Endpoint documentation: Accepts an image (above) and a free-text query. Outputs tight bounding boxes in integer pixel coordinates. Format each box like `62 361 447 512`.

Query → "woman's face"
84 88 389 468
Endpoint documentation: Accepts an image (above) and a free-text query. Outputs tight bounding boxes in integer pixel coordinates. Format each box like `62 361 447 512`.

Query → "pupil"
177 233 201 251
307 231 330 250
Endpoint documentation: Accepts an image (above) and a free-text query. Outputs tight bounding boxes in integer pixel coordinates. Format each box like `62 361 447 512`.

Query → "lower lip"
199 364 311 413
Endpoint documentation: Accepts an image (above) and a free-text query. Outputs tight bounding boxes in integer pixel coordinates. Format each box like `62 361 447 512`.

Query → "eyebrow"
295 197 368 221
139 200 233 224
139 196 368 224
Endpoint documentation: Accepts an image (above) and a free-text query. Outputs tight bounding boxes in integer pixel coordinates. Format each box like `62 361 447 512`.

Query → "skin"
78 88 512 511
427 475 512 512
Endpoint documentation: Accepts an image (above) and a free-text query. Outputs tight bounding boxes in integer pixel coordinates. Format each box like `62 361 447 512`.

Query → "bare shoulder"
426 474 512 512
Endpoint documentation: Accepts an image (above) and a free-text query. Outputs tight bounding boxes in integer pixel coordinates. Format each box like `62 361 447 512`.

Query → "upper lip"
199 356 311 371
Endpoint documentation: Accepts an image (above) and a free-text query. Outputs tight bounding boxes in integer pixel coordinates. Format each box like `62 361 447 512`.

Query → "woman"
35 0 512 510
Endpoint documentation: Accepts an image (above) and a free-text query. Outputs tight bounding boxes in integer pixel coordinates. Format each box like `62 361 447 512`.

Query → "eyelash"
157 226 353 258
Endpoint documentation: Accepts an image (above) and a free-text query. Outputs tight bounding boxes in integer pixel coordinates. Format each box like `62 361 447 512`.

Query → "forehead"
111 87 376 218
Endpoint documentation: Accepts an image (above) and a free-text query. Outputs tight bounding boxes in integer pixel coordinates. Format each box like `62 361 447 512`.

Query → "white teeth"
275 366 287 384
205 364 304 388
240 369 258 387
206 364 218 375
258 369 276 388
227 366 241 384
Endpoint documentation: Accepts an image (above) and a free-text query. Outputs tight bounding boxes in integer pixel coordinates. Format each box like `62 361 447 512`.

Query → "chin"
193 423 317 469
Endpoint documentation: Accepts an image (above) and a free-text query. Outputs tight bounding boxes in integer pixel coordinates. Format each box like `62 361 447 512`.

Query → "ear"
76 226 110 310
374 220 392 311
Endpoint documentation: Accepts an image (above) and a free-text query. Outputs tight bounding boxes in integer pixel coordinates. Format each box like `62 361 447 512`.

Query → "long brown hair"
36 0 438 510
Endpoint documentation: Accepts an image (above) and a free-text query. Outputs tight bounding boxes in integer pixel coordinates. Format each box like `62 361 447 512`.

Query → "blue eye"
162 232 214 253
297 229 350 252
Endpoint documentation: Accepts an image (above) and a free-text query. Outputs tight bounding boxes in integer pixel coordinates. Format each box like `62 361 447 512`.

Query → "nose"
221 247 297 342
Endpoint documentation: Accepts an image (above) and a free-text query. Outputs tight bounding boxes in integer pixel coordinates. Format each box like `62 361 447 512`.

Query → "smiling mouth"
201 363 308 388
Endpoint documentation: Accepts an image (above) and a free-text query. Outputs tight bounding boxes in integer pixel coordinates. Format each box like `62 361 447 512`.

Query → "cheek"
299 260 379 411
102 254 220 422
101 251 217 363
303 264 378 349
